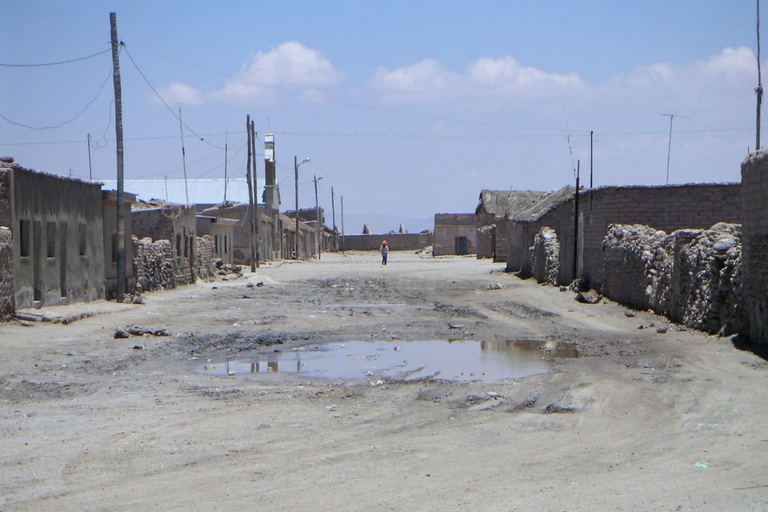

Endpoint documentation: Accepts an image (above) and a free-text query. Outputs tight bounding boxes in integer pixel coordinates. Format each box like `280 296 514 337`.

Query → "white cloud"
368 56 587 103
155 82 204 105
214 41 343 104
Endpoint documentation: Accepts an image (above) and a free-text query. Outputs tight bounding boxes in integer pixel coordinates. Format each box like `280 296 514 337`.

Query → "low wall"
132 236 175 293
530 227 559 285
196 234 216 281
476 225 494 259
0 227 13 320
342 232 432 251
601 223 743 334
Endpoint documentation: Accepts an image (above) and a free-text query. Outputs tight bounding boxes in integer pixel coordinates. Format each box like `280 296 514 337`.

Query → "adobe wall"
741 151 768 344
103 195 135 299
506 184 741 287
433 214 477 256
12 167 105 308
342 232 433 252
476 225 494 259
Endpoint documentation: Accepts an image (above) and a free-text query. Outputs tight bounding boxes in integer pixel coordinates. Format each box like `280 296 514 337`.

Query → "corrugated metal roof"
102 178 264 205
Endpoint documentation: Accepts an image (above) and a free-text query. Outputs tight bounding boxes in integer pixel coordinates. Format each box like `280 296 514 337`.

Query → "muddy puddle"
195 339 578 383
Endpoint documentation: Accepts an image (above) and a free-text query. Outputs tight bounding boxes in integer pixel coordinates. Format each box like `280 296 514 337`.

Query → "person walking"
380 240 389 266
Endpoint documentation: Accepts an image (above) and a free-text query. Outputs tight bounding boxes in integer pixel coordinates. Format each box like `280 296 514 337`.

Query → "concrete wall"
506 184 741 287
741 151 768 343
12 167 105 309
341 232 433 252
433 214 476 256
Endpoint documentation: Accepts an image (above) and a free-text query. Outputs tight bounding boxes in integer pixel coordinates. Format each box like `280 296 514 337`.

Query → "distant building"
433 214 477 256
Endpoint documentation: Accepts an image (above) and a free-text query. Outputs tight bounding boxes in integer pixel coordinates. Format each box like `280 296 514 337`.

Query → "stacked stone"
530 227 560 285
0 227 14 321
602 223 743 334
476 225 495 259
132 237 175 293
673 223 742 334
196 234 216 281
173 236 194 287
602 224 671 311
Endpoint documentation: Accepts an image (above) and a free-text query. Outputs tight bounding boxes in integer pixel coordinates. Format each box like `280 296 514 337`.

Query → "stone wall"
0 227 13 320
601 223 743 334
341 232 432 251
741 151 768 344
132 236 174 293
506 183 741 287
196 234 216 281
530 227 560 285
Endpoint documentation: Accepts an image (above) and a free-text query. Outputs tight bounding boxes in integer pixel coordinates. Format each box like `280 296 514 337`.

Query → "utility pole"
294 156 299 260
178 107 189 204
757 0 763 151
251 120 259 267
223 137 228 203
661 113 688 184
245 115 255 272
341 195 345 252
331 186 337 252
87 133 93 181
573 161 580 283
314 175 323 259
589 131 593 189
110 12 125 303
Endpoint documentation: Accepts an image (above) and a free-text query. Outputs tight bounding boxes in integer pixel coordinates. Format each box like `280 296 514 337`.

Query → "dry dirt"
1 252 768 511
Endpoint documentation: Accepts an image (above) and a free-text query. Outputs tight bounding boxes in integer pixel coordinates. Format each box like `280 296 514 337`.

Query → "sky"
0 0 763 233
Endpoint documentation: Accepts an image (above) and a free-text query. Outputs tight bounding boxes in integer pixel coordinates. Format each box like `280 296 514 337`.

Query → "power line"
121 43 225 150
0 67 113 130
0 48 110 67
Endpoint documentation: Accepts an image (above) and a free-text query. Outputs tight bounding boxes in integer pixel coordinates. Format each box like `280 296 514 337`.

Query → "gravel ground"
1 251 767 511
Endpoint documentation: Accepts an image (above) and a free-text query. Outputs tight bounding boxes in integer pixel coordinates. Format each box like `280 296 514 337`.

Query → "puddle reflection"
196 340 578 383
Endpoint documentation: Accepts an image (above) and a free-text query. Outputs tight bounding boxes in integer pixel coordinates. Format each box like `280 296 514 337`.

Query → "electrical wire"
0 48 110 67
0 67 113 130
121 42 225 150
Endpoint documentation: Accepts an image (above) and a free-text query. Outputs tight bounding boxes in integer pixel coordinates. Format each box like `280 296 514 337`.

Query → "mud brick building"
475 189 546 261
741 151 768 344
433 214 477 256
0 159 107 309
196 215 237 264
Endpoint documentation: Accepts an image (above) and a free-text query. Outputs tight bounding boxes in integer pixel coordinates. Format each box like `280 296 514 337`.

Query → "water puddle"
195 339 578 383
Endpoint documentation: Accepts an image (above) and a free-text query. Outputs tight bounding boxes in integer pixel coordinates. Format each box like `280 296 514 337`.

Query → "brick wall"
741 151 768 343
342 232 432 251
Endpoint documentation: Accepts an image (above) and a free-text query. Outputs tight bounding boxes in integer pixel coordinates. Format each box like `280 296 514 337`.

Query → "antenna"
660 113 689 184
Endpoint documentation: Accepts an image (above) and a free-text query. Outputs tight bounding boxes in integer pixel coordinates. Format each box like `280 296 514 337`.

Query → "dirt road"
1 252 767 511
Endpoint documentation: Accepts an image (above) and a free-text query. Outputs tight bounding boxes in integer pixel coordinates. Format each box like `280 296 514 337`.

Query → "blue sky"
0 1 761 231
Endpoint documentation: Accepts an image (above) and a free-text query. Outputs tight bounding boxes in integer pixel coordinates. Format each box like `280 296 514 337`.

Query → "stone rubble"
530 227 560 285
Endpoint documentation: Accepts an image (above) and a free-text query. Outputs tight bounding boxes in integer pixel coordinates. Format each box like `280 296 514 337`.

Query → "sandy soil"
1 251 768 511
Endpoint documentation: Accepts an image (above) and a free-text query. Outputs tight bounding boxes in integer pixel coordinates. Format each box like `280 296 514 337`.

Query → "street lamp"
294 156 310 259
314 175 324 259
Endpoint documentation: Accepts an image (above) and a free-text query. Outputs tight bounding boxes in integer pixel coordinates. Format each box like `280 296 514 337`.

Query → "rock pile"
602 223 742 334
530 227 560 285
132 236 175 293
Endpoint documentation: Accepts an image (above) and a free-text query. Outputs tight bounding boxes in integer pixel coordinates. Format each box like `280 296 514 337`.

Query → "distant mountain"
339 213 433 235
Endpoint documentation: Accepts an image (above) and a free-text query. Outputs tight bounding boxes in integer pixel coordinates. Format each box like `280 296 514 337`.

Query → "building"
102 189 137 299
0 159 107 309
196 215 237 264
475 189 545 261
433 214 477 256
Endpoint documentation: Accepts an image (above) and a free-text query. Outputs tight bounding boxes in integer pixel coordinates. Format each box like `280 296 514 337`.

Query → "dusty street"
1 252 767 511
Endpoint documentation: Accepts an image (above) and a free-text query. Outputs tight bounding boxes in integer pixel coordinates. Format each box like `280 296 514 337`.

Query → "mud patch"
487 301 557 319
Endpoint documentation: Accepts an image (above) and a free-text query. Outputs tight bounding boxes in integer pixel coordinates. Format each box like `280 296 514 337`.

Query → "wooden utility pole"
573 161 580 282
331 186 337 252
341 195 345 252
245 115 256 272
294 156 300 259
87 133 93 181
757 0 763 151
178 107 189 204
589 131 593 189
110 12 125 303
314 175 322 259
223 138 228 203
251 120 260 267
